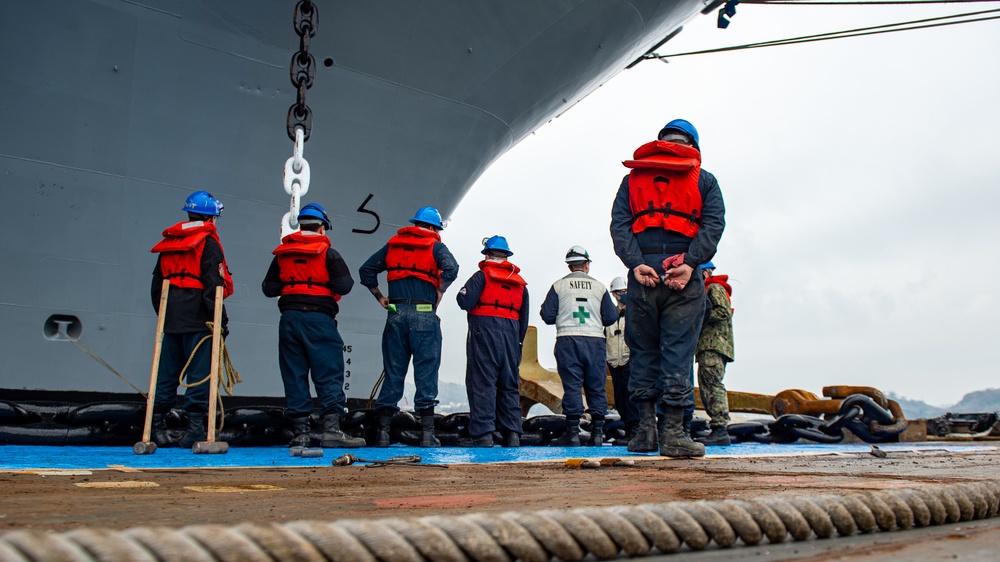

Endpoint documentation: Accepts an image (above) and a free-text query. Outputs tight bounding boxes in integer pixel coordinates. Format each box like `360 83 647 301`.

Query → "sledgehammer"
193 286 229 455
134 280 169 455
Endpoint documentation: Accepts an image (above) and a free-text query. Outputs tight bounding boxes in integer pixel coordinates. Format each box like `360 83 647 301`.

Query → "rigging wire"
742 0 1000 5
647 5 1000 60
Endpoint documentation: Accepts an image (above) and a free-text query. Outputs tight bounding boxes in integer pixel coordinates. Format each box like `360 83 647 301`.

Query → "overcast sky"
432 2 1000 408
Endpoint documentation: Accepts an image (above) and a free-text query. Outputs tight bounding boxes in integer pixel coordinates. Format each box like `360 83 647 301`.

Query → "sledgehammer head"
333 453 358 466
192 441 229 454
133 441 157 455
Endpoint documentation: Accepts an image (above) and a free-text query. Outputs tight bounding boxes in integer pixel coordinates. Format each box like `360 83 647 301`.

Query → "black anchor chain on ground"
728 394 907 445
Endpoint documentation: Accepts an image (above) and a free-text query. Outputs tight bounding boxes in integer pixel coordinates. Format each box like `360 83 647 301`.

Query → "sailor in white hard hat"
539 246 619 446
605 276 638 442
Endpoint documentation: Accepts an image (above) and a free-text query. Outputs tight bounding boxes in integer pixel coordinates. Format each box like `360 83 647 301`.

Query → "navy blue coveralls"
151 236 228 415
610 169 725 410
456 268 530 438
359 241 458 416
261 246 355 419
540 285 619 420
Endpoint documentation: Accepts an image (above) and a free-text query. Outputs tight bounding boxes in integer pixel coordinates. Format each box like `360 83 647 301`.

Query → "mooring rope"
0 481 1000 562
1 480 997 561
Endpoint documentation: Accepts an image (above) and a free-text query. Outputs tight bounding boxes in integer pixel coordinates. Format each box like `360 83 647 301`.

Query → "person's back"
149 191 231 448
358 206 459 448
540 246 618 446
262 203 363 449
456 235 529 448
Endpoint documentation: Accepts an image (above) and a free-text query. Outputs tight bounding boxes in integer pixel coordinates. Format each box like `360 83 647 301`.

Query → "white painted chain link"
281 127 311 238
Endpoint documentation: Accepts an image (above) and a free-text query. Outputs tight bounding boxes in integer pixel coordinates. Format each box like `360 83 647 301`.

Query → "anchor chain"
281 0 319 239
728 393 908 445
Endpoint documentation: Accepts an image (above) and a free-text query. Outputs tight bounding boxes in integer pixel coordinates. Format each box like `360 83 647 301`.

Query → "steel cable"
2 481 998 561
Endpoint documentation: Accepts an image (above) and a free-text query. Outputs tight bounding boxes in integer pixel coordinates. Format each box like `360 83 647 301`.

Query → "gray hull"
0 0 707 402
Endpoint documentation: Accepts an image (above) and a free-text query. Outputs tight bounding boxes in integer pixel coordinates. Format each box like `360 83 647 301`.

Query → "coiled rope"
177 321 242 431
1 480 997 561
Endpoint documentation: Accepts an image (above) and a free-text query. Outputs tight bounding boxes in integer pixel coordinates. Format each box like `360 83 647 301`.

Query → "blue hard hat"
298 202 331 230
409 206 444 229
482 235 512 256
701 261 715 270
182 191 223 216
658 119 700 150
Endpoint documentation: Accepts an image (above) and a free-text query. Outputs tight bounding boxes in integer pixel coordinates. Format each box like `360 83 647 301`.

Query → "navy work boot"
321 413 365 448
375 413 392 448
178 412 206 449
588 419 605 446
151 413 171 447
659 407 706 458
628 402 658 453
502 430 520 448
418 414 441 448
458 433 494 447
289 416 311 448
550 417 581 447
696 426 731 447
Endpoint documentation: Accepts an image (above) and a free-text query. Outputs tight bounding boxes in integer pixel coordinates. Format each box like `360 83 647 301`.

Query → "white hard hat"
565 245 591 264
610 277 627 292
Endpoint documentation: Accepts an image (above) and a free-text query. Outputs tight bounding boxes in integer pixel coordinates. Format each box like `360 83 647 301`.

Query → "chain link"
287 0 317 142
282 1 318 239
728 393 907 445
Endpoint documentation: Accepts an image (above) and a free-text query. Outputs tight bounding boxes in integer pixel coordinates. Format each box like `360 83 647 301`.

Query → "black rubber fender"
522 414 566 432
0 400 36 425
65 402 144 426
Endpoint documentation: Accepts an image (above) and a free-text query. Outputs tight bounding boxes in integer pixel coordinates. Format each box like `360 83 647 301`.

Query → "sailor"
149 191 233 448
540 246 619 446
359 206 459 447
605 276 638 442
695 260 734 446
261 203 363 448
455 235 529 448
610 118 725 458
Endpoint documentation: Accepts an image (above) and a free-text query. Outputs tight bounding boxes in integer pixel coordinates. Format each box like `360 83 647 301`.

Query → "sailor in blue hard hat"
694 260 734 447
610 117 726 458
263 202 362 448
455 235 529 448
148 190 233 448
540 246 619 446
359 205 459 448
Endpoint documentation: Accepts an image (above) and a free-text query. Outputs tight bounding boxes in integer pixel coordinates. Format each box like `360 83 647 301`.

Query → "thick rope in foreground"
1 480 997 561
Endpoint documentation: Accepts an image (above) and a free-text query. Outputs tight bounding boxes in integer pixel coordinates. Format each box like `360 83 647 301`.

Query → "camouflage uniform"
696 280 733 429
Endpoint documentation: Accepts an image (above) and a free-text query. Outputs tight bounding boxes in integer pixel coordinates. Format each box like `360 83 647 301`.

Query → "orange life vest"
624 140 703 237
386 226 441 288
470 260 527 320
151 221 234 298
272 231 340 300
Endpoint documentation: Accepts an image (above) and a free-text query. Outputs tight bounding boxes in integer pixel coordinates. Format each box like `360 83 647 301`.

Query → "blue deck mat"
0 443 992 471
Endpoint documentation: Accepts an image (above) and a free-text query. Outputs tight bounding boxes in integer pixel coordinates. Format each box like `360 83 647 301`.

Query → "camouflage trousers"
696 350 731 428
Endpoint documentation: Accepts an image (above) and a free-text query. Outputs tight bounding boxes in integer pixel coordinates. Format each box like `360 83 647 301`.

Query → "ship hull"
0 0 706 404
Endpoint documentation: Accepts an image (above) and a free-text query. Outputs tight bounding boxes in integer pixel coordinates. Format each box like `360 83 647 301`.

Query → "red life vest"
624 140 703 237
151 221 234 298
470 260 527 320
272 231 340 300
386 226 441 288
